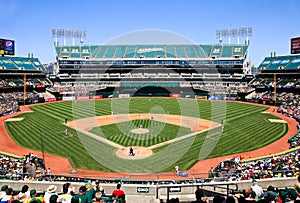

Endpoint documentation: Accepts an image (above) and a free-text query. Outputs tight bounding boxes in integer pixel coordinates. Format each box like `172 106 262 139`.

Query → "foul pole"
23 74 26 105
274 73 276 104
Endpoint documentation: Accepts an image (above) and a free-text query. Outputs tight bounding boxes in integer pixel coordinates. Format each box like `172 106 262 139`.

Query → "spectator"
26 189 46 203
251 180 264 199
44 185 57 203
112 183 125 203
85 181 96 203
58 183 73 203
92 192 102 203
73 186 88 203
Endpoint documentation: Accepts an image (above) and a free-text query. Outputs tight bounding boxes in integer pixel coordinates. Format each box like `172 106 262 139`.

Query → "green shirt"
85 188 96 203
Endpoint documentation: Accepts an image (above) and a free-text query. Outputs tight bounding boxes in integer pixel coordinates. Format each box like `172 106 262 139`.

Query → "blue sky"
1 0 299 66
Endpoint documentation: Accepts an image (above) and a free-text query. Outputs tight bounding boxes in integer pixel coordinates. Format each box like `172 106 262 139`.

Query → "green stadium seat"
95 46 108 58
114 45 127 58
29 58 45 70
232 45 244 57
104 46 117 58
124 45 135 58
221 45 233 58
185 45 197 58
285 56 300 70
201 45 212 57
174 45 187 58
60 46 70 57
80 45 91 58
211 45 222 58
194 45 206 58
166 45 175 58
0 56 18 70
257 57 273 71
10 57 37 70
55 47 61 57
69 46 81 58
91 46 100 58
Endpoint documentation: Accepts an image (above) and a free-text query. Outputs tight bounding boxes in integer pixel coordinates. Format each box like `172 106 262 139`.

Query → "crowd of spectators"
0 153 45 181
211 150 300 182
225 178 300 203
0 92 42 117
0 181 124 203
0 93 20 117
252 92 300 121
277 93 300 121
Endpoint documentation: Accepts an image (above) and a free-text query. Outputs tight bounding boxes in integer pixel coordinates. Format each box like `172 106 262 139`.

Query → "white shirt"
251 184 263 197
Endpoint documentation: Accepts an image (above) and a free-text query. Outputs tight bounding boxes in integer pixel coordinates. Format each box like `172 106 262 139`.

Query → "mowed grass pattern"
89 120 193 147
4 98 287 172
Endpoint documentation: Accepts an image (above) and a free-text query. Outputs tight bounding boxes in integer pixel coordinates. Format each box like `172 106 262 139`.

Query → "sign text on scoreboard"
291 37 300 54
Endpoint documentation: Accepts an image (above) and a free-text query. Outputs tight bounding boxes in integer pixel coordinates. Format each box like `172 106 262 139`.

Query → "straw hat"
47 185 57 193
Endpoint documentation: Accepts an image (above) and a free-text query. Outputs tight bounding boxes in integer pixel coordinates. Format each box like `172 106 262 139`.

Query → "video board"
0 38 15 55
291 37 300 54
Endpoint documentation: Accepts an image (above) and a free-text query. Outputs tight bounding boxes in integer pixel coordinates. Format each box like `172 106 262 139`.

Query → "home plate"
5 118 24 122
268 119 287 123
116 146 153 160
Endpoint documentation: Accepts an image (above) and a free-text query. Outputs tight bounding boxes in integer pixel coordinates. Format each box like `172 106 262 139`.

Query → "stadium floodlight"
52 29 87 46
216 27 252 45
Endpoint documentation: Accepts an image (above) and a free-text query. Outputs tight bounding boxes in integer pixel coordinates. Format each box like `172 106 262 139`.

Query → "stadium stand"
51 43 252 100
211 148 300 182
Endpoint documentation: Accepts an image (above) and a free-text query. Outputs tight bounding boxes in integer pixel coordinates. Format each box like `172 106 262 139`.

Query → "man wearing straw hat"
44 185 57 203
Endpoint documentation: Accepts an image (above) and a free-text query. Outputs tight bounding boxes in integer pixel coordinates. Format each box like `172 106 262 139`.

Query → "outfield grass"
4 98 287 173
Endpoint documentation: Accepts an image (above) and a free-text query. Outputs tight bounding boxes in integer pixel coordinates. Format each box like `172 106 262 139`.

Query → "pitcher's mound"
116 146 153 160
130 128 149 134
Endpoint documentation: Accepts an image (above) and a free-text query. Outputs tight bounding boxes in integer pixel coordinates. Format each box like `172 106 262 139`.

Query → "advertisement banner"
77 96 89 100
170 94 181 98
90 95 102 100
46 98 56 102
119 94 130 98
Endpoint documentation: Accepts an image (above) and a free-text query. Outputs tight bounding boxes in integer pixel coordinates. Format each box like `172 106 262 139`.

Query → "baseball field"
4 98 287 173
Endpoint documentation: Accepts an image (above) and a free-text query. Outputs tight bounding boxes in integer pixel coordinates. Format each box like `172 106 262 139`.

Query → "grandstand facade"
0 55 51 92
244 53 300 105
52 44 252 99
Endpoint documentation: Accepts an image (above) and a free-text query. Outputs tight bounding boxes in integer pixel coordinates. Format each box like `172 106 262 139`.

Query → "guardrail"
156 182 239 202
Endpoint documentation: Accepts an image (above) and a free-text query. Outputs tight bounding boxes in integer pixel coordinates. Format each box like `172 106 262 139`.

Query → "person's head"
79 186 87 194
5 187 13 195
242 189 251 198
263 191 277 202
62 183 69 194
213 195 225 203
94 192 102 202
116 184 121 190
49 194 58 203
21 185 29 193
195 187 204 197
226 196 236 203
30 189 37 198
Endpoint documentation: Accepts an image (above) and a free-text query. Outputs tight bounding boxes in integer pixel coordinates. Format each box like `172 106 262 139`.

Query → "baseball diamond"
4 98 287 173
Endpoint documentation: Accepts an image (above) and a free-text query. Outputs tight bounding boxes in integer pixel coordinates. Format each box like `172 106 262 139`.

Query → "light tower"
52 29 86 46
216 27 252 45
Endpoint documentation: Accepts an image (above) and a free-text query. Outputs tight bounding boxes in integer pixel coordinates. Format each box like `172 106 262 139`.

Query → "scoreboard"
291 37 300 54
0 38 15 55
